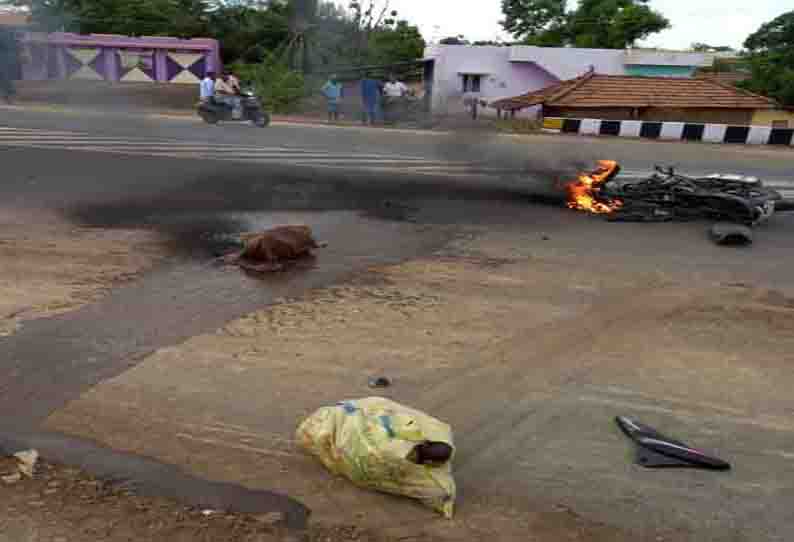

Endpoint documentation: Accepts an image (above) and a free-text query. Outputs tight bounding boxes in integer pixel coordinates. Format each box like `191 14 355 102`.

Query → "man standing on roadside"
383 74 408 100
382 73 408 123
321 74 343 122
0 28 16 104
360 73 382 125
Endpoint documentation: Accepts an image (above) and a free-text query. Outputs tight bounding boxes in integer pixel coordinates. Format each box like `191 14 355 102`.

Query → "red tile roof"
492 71 777 111
697 72 750 86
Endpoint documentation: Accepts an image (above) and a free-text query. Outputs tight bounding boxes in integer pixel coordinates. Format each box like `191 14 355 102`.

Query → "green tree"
346 0 397 64
690 43 735 53
501 0 566 45
311 1 423 70
8 0 291 62
740 10 794 106
472 40 508 46
500 0 669 49
439 36 468 45
368 20 424 65
207 2 289 63
11 0 213 36
233 51 305 112
286 0 318 72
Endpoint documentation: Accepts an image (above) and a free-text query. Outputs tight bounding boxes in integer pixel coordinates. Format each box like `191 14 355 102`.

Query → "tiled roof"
697 72 750 86
491 72 778 111
489 75 585 111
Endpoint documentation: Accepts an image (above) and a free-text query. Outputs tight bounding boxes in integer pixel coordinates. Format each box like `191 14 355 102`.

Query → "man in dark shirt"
0 29 16 104
360 74 382 125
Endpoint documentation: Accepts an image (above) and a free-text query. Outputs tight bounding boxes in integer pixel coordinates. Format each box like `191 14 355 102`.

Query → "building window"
462 74 481 93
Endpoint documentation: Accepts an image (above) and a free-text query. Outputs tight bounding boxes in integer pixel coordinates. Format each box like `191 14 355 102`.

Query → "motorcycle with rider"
197 70 270 127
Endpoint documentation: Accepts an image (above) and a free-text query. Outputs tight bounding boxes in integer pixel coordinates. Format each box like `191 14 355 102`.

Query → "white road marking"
0 126 789 184
0 141 496 177
0 125 528 177
0 141 441 161
0 141 479 167
0 139 430 159
0 126 431 160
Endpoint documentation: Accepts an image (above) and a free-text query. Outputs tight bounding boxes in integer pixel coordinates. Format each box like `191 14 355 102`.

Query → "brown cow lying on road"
223 225 323 272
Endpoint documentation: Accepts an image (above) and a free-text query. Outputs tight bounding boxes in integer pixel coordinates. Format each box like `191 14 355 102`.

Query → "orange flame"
567 160 623 214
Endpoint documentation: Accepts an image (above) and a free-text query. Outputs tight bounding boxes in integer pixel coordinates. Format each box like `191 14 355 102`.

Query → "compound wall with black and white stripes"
543 117 794 146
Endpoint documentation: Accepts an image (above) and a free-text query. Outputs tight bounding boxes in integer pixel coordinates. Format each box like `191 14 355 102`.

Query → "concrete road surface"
1 107 794 541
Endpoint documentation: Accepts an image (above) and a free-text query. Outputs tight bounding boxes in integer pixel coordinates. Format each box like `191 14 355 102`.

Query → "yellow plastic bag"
296 397 456 518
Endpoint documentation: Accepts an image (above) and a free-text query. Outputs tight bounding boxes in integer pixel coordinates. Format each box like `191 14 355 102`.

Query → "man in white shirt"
383 75 408 98
382 74 409 123
199 71 216 102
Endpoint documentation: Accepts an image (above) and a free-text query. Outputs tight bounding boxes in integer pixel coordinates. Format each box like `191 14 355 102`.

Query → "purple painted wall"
18 33 221 84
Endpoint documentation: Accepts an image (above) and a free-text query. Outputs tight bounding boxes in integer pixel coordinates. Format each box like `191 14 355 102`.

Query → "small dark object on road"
710 223 754 246
223 225 321 272
541 235 550 241
368 376 392 388
616 416 731 471
410 441 454 466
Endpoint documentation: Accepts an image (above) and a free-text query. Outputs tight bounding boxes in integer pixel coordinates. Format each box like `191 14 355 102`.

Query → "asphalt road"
0 106 792 196
1 107 794 540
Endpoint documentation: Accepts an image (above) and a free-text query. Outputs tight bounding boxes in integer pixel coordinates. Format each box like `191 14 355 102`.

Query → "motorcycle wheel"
199 111 219 125
254 112 271 128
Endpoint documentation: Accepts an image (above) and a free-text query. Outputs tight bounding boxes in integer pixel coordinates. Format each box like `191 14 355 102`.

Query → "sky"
337 0 790 50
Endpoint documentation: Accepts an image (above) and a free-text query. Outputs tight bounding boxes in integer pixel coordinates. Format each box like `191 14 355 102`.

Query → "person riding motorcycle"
199 71 216 103
227 71 241 94
196 70 269 127
215 71 242 118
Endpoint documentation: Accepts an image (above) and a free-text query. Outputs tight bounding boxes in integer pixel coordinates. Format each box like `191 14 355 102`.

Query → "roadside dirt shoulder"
0 455 387 542
0 208 165 337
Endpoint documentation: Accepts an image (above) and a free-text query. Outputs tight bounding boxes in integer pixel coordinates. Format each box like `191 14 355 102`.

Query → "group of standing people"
321 73 409 124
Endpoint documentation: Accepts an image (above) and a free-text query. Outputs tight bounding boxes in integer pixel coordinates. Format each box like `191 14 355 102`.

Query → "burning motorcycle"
567 160 793 244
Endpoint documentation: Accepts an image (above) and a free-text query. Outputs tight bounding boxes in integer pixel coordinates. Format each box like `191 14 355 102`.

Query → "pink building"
424 45 713 118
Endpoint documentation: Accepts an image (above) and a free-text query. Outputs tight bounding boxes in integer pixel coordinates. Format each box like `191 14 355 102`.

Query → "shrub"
232 54 306 113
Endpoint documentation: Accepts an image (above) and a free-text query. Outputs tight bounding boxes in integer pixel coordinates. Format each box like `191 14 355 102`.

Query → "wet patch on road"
62 167 562 257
